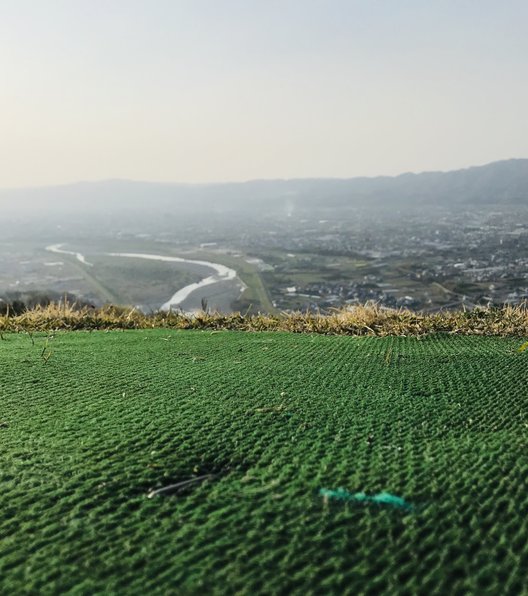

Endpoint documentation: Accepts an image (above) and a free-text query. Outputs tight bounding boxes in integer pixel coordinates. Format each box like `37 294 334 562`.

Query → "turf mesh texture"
1 330 527 594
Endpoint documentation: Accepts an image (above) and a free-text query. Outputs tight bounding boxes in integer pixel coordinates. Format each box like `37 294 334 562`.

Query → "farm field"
1 330 528 594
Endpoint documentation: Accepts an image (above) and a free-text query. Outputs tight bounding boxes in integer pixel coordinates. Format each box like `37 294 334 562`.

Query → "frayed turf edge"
1 302 528 336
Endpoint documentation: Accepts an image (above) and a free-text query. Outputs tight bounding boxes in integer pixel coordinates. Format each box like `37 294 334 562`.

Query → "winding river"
46 243 93 266
45 244 245 312
108 252 242 312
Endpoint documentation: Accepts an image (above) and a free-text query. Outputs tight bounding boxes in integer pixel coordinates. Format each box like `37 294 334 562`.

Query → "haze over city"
1 0 528 188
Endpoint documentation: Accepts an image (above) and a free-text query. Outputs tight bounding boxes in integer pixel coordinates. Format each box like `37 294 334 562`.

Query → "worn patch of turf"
1 330 527 594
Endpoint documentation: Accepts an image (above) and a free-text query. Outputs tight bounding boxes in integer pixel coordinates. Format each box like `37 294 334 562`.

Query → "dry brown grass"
1 302 528 336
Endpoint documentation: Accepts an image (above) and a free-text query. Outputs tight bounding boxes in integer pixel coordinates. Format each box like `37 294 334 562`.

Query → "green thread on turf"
320 488 413 511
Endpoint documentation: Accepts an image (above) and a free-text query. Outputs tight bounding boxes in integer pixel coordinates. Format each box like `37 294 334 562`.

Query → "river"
46 243 93 266
108 252 245 312
45 245 245 313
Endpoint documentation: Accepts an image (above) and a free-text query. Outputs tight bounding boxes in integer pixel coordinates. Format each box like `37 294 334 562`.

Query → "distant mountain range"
1 159 527 221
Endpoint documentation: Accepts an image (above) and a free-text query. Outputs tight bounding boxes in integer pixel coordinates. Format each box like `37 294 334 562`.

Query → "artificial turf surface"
1 329 527 594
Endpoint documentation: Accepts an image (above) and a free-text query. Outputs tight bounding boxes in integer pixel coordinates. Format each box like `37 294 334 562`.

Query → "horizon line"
1 156 526 192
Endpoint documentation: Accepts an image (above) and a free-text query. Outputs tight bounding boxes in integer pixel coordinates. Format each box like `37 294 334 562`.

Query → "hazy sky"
1 0 527 187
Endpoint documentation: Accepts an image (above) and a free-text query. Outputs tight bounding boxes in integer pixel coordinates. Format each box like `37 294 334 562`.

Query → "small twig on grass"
41 350 53 364
40 335 53 364
147 474 214 498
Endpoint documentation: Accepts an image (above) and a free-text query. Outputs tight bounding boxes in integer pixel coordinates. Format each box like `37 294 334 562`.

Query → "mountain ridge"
2 157 527 191
1 158 527 220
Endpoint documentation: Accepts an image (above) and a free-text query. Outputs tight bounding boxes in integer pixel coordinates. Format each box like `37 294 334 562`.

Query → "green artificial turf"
1 330 527 594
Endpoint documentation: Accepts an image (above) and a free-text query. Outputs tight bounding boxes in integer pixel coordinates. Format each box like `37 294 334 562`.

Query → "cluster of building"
240 207 528 312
